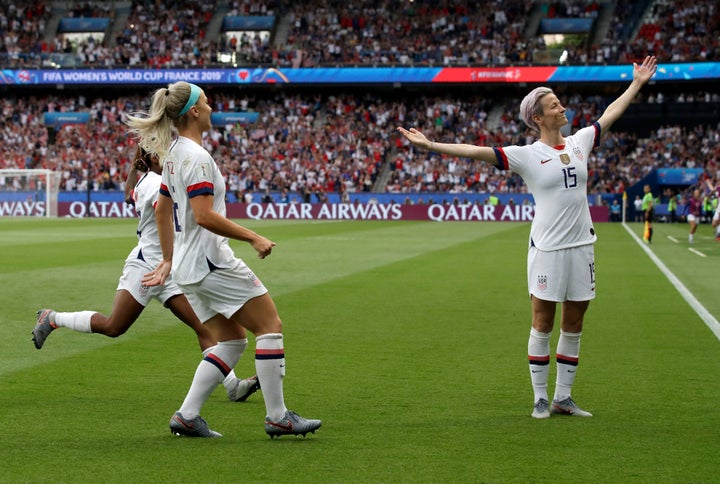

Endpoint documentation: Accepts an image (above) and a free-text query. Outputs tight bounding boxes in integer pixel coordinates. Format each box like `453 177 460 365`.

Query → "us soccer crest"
573 146 584 161
537 275 548 291
560 154 571 165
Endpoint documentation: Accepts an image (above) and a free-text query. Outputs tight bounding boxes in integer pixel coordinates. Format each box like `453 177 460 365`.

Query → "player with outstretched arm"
398 56 657 419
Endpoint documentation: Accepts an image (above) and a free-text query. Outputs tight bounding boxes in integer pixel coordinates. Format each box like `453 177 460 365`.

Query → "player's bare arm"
396 127 497 164
141 193 174 287
124 165 138 205
597 56 657 132
189 194 276 259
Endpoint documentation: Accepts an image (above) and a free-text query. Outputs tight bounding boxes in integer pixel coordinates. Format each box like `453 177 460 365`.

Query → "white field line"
688 248 707 258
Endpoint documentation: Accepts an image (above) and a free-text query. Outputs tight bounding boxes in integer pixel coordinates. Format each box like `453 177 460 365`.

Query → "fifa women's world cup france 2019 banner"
3 63 720 86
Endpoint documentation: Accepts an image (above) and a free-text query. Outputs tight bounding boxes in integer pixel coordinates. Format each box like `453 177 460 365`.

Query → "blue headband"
175 83 201 119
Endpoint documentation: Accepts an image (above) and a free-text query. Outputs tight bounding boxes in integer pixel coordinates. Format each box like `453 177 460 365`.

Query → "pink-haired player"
398 56 657 419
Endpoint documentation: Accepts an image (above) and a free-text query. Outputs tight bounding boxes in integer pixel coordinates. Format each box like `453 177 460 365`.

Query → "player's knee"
102 320 130 338
105 327 128 338
266 316 282 334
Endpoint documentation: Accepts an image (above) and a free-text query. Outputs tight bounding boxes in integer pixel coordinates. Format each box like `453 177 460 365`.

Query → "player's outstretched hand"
633 56 657 85
397 127 431 149
142 260 171 287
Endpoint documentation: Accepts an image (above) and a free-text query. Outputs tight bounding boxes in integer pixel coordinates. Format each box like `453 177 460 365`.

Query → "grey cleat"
265 410 321 438
551 397 593 417
532 398 550 419
227 375 261 402
169 412 222 438
33 309 57 349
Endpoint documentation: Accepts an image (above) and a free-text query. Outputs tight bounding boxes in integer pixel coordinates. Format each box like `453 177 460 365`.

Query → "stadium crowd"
1 89 718 204
0 0 719 212
1 0 718 68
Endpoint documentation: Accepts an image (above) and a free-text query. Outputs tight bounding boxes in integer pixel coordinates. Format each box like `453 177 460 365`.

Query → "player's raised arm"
597 56 657 133
396 127 497 164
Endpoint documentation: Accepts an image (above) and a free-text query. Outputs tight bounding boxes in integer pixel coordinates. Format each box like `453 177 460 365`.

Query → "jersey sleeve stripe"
187 181 214 198
493 147 509 170
592 121 601 147
159 183 171 197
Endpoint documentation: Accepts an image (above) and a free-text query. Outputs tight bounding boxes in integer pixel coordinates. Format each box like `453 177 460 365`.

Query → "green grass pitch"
1 217 718 482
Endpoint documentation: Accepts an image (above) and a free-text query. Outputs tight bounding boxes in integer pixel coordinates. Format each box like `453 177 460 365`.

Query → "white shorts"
688 214 698 224
712 208 719 223
527 244 596 302
178 258 268 323
117 258 183 307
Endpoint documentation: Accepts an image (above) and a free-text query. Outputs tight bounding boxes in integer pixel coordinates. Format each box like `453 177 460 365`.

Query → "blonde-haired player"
127 82 320 438
33 146 260 404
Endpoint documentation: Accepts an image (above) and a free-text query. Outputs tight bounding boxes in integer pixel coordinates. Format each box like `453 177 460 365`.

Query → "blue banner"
58 17 110 32
656 168 704 185
539 18 594 34
211 112 259 125
2 63 720 86
43 111 90 126
222 16 275 30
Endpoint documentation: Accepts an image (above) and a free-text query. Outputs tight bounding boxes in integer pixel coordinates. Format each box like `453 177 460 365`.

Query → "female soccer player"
686 188 703 244
32 147 260 404
127 82 320 438
398 56 657 419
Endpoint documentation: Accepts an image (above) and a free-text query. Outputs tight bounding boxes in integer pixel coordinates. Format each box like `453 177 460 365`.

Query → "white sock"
689 233 694 243
256 333 287 421
554 330 582 401
54 311 94 333
222 370 239 391
178 339 245 419
202 345 216 358
203 343 246 391
528 328 551 403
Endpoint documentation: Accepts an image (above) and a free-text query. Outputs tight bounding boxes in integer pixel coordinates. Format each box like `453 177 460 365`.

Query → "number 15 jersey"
494 122 600 251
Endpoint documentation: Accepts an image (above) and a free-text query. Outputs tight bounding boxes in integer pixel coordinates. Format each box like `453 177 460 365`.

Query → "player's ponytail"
125 81 196 163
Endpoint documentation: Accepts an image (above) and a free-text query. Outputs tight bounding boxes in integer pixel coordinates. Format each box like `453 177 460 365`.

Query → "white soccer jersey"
159 136 234 285
126 171 162 265
495 123 600 251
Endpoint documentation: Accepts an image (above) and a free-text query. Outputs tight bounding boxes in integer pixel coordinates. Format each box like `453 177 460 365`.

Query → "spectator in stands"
398 55 658 420
610 198 621 221
633 194 644 222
